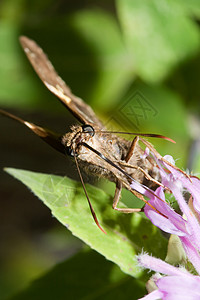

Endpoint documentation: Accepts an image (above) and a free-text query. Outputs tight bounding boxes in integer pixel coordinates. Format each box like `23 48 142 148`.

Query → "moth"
0 36 174 233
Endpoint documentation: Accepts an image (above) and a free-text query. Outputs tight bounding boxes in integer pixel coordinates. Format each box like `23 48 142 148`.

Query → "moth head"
62 124 95 157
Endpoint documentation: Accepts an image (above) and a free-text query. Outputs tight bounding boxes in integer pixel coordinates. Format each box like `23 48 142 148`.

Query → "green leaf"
10 250 145 300
5 168 167 278
117 0 200 82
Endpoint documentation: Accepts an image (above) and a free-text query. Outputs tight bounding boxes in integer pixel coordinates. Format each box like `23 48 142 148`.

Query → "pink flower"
137 254 200 300
130 150 200 299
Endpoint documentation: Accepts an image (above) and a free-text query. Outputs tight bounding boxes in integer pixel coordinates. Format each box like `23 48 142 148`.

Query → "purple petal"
185 176 200 214
138 290 163 300
154 160 200 251
141 147 150 159
130 181 148 196
130 180 157 200
145 207 186 235
144 188 188 235
161 161 200 214
157 275 200 299
137 253 190 276
166 178 200 251
180 236 200 275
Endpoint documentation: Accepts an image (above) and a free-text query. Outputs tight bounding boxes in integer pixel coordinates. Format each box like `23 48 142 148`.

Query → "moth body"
61 124 160 189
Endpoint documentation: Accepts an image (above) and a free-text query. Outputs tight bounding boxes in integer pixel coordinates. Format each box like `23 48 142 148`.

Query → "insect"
0 36 175 233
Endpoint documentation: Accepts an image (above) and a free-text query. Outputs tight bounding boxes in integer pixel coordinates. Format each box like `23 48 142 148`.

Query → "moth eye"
65 146 75 157
82 124 95 137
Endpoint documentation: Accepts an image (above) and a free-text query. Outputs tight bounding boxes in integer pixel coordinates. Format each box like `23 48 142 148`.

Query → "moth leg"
112 136 169 215
112 136 142 213
118 162 170 191
125 136 139 162
112 180 142 213
112 135 165 213
113 176 163 214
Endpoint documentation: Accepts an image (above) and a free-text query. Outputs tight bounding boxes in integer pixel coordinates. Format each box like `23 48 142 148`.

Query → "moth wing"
0 109 65 154
19 36 103 127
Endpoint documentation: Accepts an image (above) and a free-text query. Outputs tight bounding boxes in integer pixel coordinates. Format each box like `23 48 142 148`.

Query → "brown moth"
0 36 174 233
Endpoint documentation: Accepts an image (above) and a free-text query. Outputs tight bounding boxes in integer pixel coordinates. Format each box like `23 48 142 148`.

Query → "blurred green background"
0 0 200 299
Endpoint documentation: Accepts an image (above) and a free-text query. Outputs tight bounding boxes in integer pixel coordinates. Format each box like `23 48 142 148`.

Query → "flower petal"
137 253 190 277
185 176 200 214
145 204 186 236
138 290 163 300
144 187 188 236
180 236 200 275
166 179 200 251
157 275 200 299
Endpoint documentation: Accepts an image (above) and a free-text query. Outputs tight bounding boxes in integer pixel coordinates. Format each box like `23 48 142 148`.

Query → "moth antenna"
99 131 176 144
0 109 65 154
73 147 106 234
